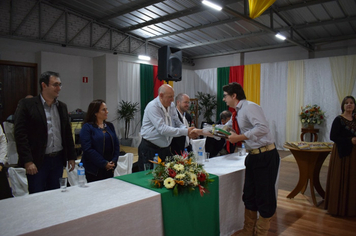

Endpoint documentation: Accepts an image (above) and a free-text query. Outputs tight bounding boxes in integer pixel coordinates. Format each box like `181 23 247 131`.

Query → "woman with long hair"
80 99 120 182
324 95 356 216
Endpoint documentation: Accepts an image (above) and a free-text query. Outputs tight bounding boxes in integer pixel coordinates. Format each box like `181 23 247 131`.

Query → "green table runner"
116 171 220 236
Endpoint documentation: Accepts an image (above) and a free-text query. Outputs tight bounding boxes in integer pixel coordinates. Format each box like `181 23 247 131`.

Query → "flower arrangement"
300 104 325 126
150 152 214 196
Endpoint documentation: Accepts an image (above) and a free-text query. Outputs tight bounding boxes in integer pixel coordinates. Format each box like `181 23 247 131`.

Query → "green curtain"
140 64 154 120
216 67 230 121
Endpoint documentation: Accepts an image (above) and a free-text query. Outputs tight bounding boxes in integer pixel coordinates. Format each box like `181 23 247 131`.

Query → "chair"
114 153 134 177
8 167 29 197
3 121 18 165
66 160 87 186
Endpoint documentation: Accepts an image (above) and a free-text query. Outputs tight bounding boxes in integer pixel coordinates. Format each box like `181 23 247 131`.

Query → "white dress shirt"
226 99 274 149
140 96 188 147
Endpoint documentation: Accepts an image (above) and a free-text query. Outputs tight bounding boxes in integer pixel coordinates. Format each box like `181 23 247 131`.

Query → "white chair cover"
3 121 18 165
66 160 87 186
114 153 134 177
8 167 28 197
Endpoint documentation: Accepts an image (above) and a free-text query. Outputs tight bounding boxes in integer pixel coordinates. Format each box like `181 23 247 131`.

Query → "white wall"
40 51 93 112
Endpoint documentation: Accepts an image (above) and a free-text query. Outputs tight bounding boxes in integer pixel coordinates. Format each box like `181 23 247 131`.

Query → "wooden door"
0 60 37 124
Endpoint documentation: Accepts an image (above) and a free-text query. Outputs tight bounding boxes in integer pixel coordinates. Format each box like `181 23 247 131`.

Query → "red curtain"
228 65 244 112
153 65 163 97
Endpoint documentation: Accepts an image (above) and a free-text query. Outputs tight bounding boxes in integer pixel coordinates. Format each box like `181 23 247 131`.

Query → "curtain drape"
153 65 162 97
249 0 276 19
117 61 141 145
243 64 260 105
329 55 356 103
304 58 340 142
260 62 288 149
285 60 304 144
217 67 230 121
140 64 154 121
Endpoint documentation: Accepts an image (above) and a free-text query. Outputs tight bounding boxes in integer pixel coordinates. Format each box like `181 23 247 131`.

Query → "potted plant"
117 100 140 146
195 92 217 127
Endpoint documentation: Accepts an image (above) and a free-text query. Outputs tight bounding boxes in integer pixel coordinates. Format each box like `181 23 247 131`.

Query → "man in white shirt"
138 84 196 171
223 82 279 236
170 93 192 155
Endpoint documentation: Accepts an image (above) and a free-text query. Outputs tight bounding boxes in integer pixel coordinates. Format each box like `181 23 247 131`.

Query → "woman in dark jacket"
324 95 356 216
80 99 120 182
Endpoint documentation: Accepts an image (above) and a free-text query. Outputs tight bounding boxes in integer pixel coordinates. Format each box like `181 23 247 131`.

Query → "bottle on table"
241 143 246 156
78 163 85 187
153 153 159 169
198 147 203 164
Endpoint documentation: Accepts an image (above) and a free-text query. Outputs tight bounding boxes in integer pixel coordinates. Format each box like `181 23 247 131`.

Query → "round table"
283 144 331 206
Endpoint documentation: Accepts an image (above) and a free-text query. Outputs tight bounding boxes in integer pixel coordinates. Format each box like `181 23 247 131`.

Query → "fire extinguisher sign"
83 77 88 83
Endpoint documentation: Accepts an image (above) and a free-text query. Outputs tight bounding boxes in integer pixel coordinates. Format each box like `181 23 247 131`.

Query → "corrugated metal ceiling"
46 0 356 59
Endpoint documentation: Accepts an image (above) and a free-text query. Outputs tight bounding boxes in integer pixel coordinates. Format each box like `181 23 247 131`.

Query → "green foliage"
195 91 217 123
117 100 139 139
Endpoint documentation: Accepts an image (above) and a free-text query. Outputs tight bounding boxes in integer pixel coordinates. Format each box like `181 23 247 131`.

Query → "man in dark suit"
15 71 76 194
170 93 192 155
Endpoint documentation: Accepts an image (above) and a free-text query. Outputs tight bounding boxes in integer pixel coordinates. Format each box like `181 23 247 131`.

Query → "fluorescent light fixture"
202 0 222 11
275 33 286 40
138 55 151 61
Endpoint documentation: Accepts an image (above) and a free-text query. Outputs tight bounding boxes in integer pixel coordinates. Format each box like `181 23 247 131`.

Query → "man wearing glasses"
15 71 76 193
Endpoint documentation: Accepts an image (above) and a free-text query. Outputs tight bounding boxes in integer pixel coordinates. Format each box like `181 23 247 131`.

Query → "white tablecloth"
204 153 247 236
0 178 163 236
0 153 246 236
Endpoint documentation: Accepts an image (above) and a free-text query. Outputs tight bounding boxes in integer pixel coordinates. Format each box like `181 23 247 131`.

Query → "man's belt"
45 150 62 157
142 138 168 150
248 143 275 155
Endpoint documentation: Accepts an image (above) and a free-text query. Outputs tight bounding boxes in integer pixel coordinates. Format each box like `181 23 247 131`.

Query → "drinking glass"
59 177 67 192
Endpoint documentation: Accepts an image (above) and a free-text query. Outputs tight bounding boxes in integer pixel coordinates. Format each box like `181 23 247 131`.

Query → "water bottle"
241 143 246 156
198 147 203 164
183 148 188 157
78 163 85 187
153 153 159 169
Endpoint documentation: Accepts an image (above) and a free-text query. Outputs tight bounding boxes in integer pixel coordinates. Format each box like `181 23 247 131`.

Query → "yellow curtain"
249 0 276 19
243 64 260 105
329 55 356 103
286 60 304 143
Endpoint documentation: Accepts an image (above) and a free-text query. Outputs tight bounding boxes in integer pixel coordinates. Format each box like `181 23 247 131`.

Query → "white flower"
173 164 184 172
166 163 171 168
175 174 186 179
190 173 198 186
164 177 175 189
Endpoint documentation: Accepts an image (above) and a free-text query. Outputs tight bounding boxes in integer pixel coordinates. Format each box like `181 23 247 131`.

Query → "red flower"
320 116 323 119
197 173 206 182
168 168 176 178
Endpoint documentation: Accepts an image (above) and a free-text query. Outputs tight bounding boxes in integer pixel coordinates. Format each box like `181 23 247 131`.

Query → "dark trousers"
0 164 13 199
138 139 172 171
27 153 64 194
243 148 280 218
85 169 114 183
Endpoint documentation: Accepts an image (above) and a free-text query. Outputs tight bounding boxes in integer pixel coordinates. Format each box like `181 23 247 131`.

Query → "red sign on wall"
83 77 88 83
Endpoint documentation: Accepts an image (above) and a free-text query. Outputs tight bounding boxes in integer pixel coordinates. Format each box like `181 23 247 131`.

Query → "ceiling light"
202 0 222 11
275 33 286 40
138 55 150 61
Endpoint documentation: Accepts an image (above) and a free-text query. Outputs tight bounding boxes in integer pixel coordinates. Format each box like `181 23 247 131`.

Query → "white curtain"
260 62 288 150
304 57 341 142
117 60 141 146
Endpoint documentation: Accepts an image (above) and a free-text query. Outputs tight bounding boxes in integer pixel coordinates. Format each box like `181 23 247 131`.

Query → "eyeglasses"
50 83 62 88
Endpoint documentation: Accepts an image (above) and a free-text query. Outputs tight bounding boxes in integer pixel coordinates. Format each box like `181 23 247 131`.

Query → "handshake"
187 127 203 139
